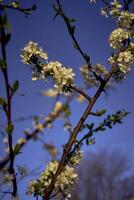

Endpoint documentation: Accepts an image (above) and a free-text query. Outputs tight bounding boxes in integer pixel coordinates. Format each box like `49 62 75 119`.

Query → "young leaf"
0 97 6 107
0 59 6 69
12 80 19 94
0 97 7 112
97 109 106 116
6 124 14 134
14 144 21 155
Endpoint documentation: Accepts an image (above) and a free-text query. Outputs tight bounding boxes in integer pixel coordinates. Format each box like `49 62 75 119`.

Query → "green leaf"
12 80 19 93
66 17 75 23
86 138 95 145
73 43 78 49
0 59 6 69
86 123 94 130
6 124 14 134
14 144 21 155
0 97 7 112
0 97 6 107
97 109 106 116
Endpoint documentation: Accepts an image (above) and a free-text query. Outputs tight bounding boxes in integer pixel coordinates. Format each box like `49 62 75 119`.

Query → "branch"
0 10 17 197
55 0 104 83
42 54 119 199
0 3 36 15
70 85 91 102
55 0 90 65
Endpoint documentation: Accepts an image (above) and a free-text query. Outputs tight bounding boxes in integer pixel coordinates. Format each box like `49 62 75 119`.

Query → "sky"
0 0 134 199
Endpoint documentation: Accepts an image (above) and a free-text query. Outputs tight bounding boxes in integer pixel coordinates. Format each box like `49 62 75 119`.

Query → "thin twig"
55 0 104 83
0 10 17 197
0 3 36 15
70 85 91 102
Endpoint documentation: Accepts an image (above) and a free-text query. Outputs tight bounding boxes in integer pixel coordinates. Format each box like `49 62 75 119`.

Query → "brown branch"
70 85 91 102
0 11 17 197
42 55 118 199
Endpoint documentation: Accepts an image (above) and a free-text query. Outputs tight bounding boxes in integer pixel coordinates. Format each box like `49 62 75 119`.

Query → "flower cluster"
70 150 83 166
100 0 122 18
2 173 14 185
109 43 134 75
105 0 134 79
110 0 122 17
80 64 108 87
42 61 75 92
21 42 75 92
109 28 131 49
21 41 48 65
90 0 133 80
27 160 78 199
117 51 134 73
118 11 134 28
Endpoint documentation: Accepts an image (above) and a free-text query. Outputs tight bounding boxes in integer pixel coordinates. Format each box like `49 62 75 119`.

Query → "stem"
43 58 118 199
0 3 35 15
70 85 91 102
56 0 91 65
55 0 104 83
0 10 17 197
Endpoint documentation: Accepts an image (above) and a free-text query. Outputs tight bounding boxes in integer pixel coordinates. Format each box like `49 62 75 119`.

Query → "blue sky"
0 1 134 199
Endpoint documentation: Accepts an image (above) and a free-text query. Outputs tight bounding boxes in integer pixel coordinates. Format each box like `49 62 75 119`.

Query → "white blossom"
27 160 78 198
70 150 83 166
10 2 19 8
17 138 26 145
109 48 134 77
110 0 122 17
53 101 63 114
100 8 108 18
109 28 131 49
41 88 58 97
42 61 75 92
118 11 134 29
3 137 8 144
3 174 14 185
80 64 108 87
21 43 75 92
34 123 44 131
21 41 48 65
